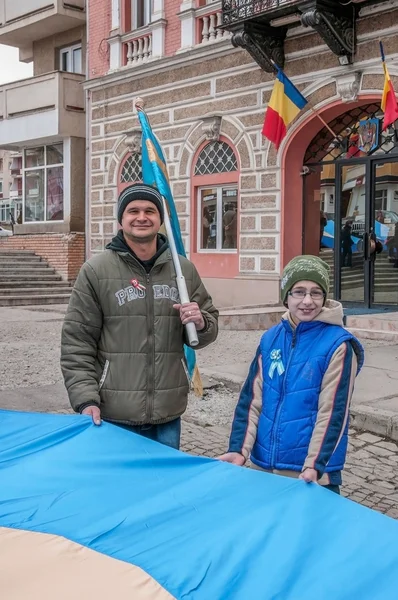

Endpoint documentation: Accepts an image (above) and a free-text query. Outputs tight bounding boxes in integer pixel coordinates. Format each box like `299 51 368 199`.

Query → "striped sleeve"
228 347 263 460
303 342 358 476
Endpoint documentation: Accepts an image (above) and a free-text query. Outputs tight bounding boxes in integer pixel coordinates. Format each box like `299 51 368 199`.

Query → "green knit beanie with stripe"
280 255 330 305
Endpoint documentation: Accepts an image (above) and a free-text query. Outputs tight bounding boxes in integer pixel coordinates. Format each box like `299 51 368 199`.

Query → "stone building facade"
85 0 398 308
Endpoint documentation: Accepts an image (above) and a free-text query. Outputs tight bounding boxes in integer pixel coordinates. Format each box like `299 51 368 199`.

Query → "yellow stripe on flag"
268 79 302 127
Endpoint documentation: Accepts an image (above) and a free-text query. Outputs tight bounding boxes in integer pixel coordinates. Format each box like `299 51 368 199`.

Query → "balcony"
0 71 85 150
220 0 374 72
222 0 303 27
0 0 85 47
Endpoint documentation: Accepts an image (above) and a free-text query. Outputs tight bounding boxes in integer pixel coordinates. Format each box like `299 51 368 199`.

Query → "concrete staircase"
0 250 72 306
321 249 398 293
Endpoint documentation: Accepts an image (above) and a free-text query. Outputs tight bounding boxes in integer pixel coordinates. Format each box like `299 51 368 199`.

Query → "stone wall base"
203 275 280 309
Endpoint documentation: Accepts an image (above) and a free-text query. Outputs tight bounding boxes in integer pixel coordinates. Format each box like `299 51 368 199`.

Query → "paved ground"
0 305 398 519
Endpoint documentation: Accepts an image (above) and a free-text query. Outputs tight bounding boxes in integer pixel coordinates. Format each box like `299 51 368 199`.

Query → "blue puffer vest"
251 319 363 472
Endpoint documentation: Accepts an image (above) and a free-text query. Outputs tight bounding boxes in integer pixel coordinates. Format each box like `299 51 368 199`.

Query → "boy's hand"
299 468 318 483
218 452 246 466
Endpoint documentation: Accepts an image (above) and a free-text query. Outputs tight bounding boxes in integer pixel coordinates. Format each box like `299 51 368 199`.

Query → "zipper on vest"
270 329 297 466
145 271 155 422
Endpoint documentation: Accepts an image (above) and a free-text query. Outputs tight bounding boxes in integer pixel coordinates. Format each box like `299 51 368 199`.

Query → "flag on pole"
380 42 398 131
137 107 203 396
262 69 308 149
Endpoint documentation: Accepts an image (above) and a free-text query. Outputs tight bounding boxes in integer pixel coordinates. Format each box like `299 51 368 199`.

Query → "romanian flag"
380 42 398 131
262 69 308 149
137 108 203 396
2 409 398 598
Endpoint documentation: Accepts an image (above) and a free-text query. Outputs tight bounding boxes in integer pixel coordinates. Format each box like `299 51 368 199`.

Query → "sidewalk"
199 337 398 442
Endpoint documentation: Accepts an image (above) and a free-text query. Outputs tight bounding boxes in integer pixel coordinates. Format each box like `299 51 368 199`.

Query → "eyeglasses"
288 290 325 300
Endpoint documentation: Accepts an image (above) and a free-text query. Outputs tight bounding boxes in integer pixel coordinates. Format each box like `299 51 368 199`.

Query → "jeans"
324 484 340 495
116 417 181 450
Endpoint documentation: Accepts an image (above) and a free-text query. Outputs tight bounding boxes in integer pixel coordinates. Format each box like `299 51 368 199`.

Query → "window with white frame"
132 0 151 29
194 140 238 252
198 186 238 251
24 144 64 223
374 188 388 211
60 43 83 74
0 181 3 197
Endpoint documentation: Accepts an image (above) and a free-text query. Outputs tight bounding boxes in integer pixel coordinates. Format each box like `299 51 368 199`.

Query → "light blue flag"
137 109 201 394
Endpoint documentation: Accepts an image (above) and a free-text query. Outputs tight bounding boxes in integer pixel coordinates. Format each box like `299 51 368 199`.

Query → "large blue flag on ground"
137 108 202 396
1 409 398 598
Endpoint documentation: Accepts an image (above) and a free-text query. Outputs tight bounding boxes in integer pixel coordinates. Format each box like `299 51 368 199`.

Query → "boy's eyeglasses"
288 290 325 300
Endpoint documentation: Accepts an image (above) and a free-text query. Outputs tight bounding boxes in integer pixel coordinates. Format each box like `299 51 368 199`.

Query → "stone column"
151 0 166 58
178 0 196 50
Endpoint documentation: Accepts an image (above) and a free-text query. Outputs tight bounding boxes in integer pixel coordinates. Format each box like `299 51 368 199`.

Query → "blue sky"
0 44 33 84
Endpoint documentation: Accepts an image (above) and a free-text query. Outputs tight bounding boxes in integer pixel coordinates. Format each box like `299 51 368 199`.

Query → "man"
219 255 363 494
341 221 354 268
61 183 218 449
222 204 237 249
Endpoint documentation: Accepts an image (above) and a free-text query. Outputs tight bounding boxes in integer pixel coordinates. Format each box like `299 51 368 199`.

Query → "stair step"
0 262 50 269
0 250 37 255
0 280 69 288
347 327 398 343
0 274 62 281
0 268 55 274
0 287 72 296
0 257 42 264
0 294 71 307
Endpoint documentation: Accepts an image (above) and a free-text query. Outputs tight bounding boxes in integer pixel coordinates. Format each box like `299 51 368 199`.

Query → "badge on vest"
268 349 285 379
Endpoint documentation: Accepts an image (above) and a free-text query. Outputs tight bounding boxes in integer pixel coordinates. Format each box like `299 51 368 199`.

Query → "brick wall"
0 234 85 281
165 0 181 56
88 0 111 78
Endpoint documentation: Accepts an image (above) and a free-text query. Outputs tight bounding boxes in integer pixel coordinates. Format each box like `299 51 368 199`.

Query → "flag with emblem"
137 107 203 396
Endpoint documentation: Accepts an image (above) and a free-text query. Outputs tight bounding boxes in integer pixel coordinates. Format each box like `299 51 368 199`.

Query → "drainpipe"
84 0 90 261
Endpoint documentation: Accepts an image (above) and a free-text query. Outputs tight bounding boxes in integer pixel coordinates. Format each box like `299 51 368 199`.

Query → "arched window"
120 152 142 185
194 141 238 176
193 140 238 253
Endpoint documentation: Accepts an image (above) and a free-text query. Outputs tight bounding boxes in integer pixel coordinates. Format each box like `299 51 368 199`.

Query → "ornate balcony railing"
123 32 152 66
222 0 300 26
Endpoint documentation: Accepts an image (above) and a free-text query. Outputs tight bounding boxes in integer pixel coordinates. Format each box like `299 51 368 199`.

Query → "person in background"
393 222 398 268
223 204 237 249
320 210 327 250
219 255 364 495
202 206 212 249
341 221 354 268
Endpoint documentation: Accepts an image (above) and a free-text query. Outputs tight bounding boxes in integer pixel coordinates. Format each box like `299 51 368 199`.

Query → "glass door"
335 161 368 305
370 158 398 306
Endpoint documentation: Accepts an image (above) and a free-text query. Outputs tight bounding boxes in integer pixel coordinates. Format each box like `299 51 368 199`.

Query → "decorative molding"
201 115 222 141
335 71 361 103
124 128 142 154
300 1 356 62
231 23 286 73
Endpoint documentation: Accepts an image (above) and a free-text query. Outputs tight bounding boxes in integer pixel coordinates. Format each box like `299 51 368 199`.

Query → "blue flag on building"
137 108 202 396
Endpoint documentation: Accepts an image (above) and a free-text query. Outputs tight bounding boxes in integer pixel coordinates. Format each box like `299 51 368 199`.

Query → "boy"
219 255 364 493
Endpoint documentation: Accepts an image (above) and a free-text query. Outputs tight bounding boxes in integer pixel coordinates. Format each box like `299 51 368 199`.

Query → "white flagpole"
161 196 199 348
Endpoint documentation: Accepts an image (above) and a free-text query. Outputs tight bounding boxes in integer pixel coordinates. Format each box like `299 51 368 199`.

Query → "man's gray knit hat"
117 183 164 224
280 255 330 304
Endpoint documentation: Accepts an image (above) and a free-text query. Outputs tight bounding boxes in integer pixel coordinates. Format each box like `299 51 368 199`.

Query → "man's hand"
173 302 205 331
82 405 101 426
217 452 246 466
299 468 318 483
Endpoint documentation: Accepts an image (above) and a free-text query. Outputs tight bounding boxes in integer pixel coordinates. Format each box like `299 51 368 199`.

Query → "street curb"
200 370 398 442
350 405 398 442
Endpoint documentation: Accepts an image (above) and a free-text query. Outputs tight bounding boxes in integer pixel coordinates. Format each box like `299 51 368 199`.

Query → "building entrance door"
303 103 398 309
